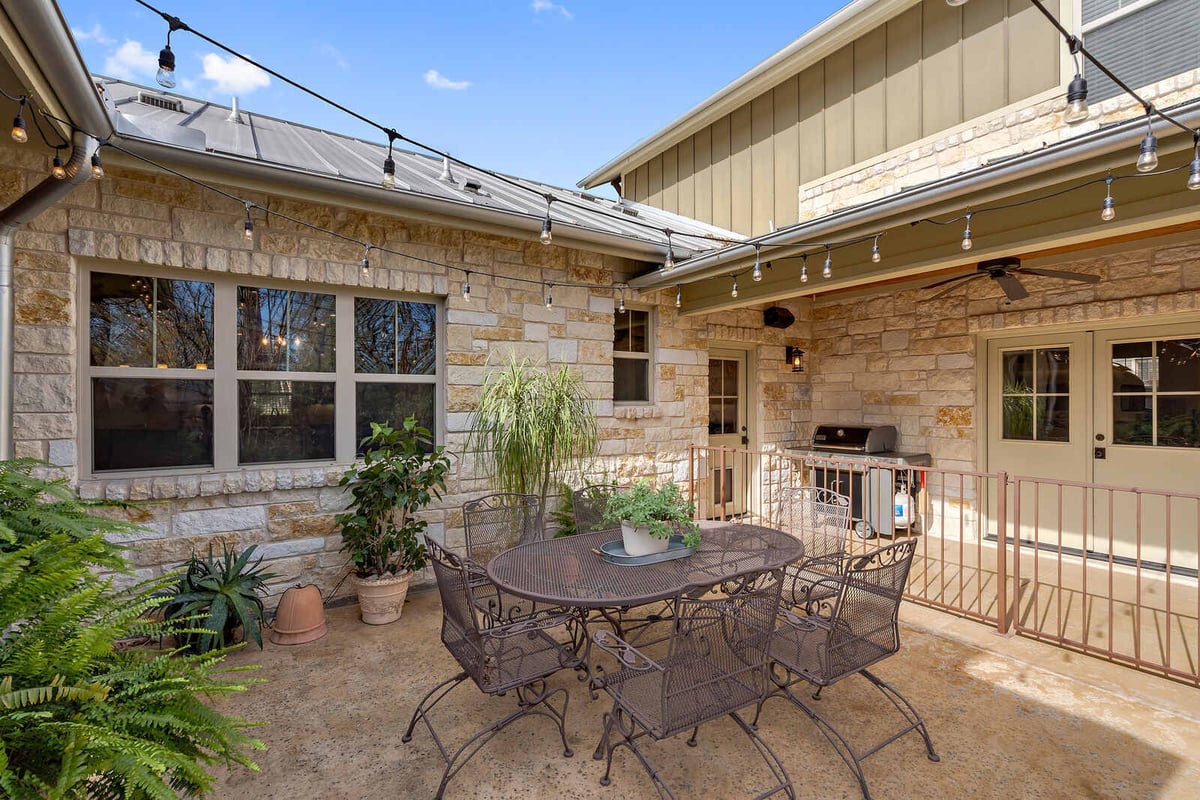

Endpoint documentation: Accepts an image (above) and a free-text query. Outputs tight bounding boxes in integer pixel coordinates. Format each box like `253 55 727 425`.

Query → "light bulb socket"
156 45 176 89
1064 74 1089 124
1137 132 1158 172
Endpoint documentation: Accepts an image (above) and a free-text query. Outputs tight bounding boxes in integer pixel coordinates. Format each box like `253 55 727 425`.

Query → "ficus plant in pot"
602 479 700 557
336 416 450 625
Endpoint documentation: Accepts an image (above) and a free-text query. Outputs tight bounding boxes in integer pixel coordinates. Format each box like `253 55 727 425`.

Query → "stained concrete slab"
213 589 1200 800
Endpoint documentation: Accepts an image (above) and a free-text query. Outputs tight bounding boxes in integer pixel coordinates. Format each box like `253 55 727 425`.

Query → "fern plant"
0 460 264 799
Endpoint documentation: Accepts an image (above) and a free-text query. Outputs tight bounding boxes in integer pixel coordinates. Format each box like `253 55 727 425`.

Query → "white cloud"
423 69 471 91
103 40 158 80
317 43 350 70
532 0 572 18
72 23 114 46
200 53 270 95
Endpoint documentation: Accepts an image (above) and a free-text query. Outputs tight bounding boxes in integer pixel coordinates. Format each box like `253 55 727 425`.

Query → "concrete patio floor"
213 589 1200 800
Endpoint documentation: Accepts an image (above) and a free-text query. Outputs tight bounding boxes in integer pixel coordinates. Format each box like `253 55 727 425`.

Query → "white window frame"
1081 0 1171 32
613 306 654 406
80 263 444 478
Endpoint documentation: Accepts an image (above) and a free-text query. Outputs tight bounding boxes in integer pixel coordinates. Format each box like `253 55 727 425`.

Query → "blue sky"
59 0 850 194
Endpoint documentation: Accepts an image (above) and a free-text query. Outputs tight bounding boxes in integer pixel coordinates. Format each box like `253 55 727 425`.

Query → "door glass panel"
1157 396 1200 448
708 398 722 435
1157 339 1200 392
1002 395 1034 440
721 399 738 434
238 380 335 463
1112 341 1154 391
723 360 737 391
1036 397 1070 442
1112 396 1153 445
708 361 722 395
1036 348 1070 393
1002 350 1033 391
1001 346 1070 442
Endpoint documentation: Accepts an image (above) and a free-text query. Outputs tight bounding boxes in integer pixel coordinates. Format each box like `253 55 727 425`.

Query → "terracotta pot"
620 521 671 557
351 571 413 625
270 584 328 645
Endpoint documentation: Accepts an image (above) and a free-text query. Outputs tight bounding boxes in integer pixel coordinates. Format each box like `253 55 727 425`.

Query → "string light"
10 96 26 143
544 282 553 310
1136 110 1158 172
463 271 472 301
1063 36 1089 125
617 288 626 315
871 235 881 263
1101 178 1116 221
539 195 553 245
751 244 762 281
50 147 66 180
154 15 185 89
382 132 397 189
675 284 682 309
90 152 104 179
800 255 808 284
945 0 969 6
961 213 974 251
730 276 738 299
822 246 832 279
243 202 254 240
1188 136 1200 191
360 243 371 276
663 230 676 272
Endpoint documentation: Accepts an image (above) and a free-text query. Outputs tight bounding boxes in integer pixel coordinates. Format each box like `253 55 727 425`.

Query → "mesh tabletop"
486 522 804 609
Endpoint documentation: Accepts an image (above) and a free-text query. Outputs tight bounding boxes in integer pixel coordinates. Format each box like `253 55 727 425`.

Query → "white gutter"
629 100 1200 289
578 0 904 189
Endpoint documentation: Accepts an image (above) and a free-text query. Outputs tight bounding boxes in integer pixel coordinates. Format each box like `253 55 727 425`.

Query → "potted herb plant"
336 416 450 625
161 543 276 653
602 479 700 557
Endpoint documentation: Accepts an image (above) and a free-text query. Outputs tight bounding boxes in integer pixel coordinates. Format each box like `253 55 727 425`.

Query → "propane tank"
894 474 913 529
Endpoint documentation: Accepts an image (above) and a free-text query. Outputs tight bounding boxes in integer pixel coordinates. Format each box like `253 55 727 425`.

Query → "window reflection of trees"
90 273 213 368
354 298 435 374
237 287 335 372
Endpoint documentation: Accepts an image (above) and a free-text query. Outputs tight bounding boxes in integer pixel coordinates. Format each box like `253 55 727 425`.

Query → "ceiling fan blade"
994 273 1029 302
926 274 983 300
922 273 976 290
1016 267 1101 284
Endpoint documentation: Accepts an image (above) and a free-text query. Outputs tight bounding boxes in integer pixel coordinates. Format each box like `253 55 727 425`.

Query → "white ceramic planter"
620 521 671 557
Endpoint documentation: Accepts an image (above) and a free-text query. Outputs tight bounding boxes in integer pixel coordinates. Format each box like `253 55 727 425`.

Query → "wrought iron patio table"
486 521 805 693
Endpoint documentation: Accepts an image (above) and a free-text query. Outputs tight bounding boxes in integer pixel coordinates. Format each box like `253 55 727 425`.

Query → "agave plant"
162 544 277 653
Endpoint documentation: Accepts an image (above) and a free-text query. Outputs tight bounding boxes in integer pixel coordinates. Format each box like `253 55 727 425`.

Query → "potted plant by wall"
603 479 700 557
336 416 450 625
161 543 276 653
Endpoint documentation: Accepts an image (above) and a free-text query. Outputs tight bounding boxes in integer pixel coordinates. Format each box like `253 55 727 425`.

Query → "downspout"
0 130 98 459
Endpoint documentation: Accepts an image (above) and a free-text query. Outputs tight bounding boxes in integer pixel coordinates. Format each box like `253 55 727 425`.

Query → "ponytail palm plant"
467 355 598 518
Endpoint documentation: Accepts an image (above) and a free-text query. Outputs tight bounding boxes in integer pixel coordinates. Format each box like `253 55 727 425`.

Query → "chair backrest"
425 535 482 654
658 570 783 735
462 493 541 564
778 486 850 564
572 484 623 535
822 537 917 681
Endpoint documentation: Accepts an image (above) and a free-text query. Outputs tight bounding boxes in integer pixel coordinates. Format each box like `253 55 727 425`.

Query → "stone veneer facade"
0 134 809 600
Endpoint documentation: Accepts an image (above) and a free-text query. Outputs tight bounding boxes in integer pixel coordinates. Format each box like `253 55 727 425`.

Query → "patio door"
708 349 748 519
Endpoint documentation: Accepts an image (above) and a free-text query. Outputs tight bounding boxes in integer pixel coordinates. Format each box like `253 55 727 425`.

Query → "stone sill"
79 465 345 502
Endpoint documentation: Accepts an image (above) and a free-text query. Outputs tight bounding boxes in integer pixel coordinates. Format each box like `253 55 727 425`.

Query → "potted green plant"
336 416 450 625
602 479 700 557
161 543 277 653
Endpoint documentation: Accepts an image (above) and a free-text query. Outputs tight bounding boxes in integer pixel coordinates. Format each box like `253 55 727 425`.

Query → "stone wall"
0 136 808 600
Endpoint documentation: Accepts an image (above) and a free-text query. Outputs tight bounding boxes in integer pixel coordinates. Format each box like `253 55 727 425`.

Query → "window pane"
1113 396 1153 445
627 310 648 353
722 399 738 434
613 312 632 353
354 299 436 375
1036 397 1070 442
1002 395 1034 440
1002 350 1033 393
1158 339 1200 393
237 287 335 372
708 360 722 396
1113 341 1154 392
355 383 437 452
1158 396 1200 448
91 273 154 367
614 357 649 403
723 360 738 394
1035 348 1070 393
93 378 213 470
155 279 214 369
708 398 722 435
238 380 335 463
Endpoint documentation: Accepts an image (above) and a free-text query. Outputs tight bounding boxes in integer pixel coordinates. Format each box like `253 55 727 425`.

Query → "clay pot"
270 584 328 645
351 571 413 625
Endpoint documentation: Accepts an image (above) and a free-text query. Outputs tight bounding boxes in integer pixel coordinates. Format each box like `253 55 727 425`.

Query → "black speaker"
763 306 795 329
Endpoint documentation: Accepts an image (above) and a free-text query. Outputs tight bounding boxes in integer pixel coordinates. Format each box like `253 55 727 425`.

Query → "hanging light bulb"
945 0 969 6
871 235 881 263
1101 178 1116 221
156 41 176 89
463 271 472 301
751 245 763 281
539 196 553 245
731 276 739 299
361 244 371 276
382 135 397 189
961 213 974 251
1136 112 1158 172
800 255 809 284
675 284 682 309
1188 141 1200 191
51 149 66 180
1063 37 1089 125
544 283 553 310
822 246 832 279
261 334 269 346
663 230 676 272
11 97 27 143
243 203 254 241
617 289 626 315
90 152 104 180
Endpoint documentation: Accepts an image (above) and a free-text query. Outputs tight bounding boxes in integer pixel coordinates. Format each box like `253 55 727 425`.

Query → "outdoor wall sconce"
786 346 806 373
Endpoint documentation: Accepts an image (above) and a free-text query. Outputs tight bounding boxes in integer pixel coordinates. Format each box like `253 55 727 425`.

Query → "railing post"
687 444 696 518
718 447 728 521
995 470 1010 634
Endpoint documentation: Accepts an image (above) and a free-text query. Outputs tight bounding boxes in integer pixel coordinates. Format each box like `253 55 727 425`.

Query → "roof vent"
620 205 639 217
463 179 483 194
136 91 183 112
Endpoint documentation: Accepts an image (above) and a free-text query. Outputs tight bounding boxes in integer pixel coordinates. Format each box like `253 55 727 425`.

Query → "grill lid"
811 424 897 453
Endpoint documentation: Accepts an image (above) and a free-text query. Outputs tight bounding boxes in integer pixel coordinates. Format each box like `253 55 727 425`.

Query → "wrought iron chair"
776 486 851 609
760 538 938 800
403 536 576 800
572 483 623 535
590 569 794 800
462 492 545 622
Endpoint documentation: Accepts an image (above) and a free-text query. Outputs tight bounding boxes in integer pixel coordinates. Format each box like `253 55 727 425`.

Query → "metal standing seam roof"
98 78 743 260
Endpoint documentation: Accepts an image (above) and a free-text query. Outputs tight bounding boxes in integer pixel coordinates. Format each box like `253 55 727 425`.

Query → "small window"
613 309 651 404
1000 347 1070 442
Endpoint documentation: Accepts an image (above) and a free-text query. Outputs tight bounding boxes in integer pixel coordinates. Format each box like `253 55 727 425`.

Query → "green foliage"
0 461 263 799
603 479 700 548
337 417 450 577
547 481 577 537
162 544 277 654
466 354 598 519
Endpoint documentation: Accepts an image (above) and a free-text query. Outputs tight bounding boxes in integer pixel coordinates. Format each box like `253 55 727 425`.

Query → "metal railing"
687 444 1200 685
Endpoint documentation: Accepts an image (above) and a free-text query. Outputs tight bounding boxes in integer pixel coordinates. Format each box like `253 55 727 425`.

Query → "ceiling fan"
922 257 1100 302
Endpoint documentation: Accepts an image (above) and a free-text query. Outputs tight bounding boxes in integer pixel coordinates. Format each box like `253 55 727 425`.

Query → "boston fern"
0 460 263 799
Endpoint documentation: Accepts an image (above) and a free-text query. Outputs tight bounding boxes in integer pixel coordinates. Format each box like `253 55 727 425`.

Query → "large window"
86 269 441 474
613 308 652 404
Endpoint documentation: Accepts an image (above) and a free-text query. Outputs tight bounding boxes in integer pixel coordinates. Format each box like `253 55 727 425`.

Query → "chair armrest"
796 551 843 574
592 629 665 673
778 605 831 632
487 607 576 639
